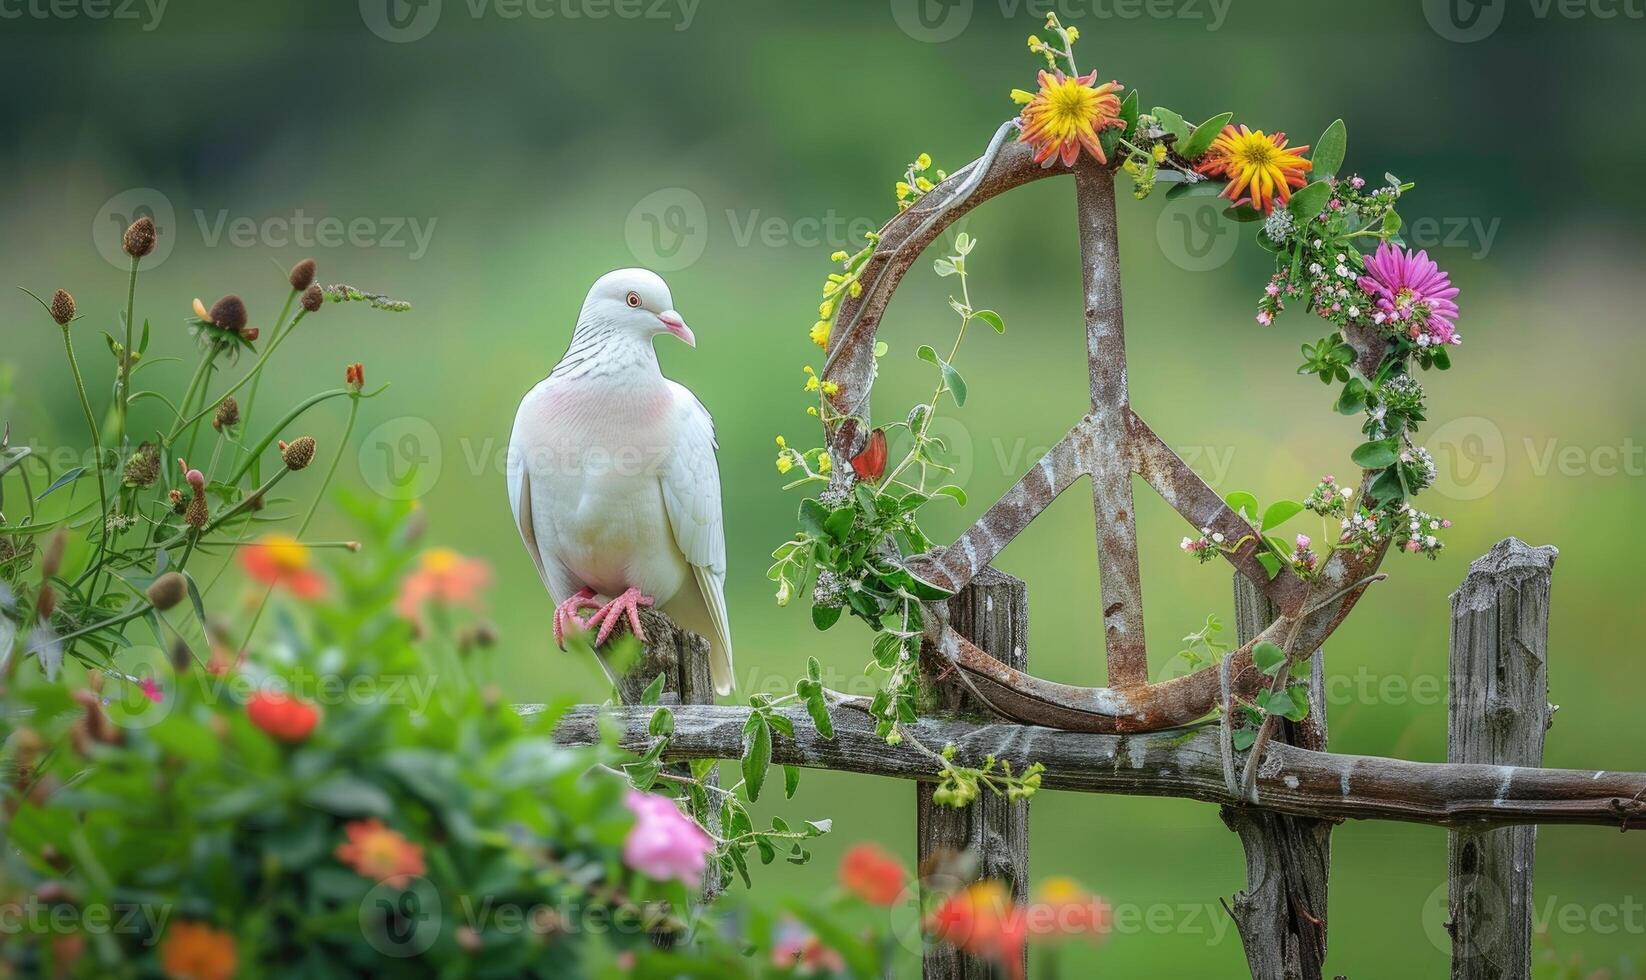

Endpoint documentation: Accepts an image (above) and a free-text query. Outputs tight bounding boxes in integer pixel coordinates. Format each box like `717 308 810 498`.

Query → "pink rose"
623 790 714 886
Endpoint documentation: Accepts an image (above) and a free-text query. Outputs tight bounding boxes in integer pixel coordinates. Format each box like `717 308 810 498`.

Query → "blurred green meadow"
4 0 1645 973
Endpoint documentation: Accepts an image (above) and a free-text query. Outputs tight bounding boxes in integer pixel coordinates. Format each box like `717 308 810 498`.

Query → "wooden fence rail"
543 538 1646 978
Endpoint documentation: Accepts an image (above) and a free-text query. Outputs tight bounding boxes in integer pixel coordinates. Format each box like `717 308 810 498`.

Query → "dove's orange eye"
625 291 642 308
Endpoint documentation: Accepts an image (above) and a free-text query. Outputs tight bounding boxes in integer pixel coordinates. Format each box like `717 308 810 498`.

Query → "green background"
4 0 1644 973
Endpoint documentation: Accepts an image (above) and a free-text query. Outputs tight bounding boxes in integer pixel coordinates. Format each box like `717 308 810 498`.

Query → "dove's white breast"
514 376 692 604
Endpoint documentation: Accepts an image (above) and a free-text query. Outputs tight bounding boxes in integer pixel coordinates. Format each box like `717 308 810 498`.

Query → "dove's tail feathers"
693 566 735 696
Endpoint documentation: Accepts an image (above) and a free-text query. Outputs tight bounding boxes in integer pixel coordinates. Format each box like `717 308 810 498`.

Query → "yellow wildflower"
1153 143 1168 163
1065 26 1079 41
830 250 848 263
806 406 819 417
915 153 932 171
810 320 831 348
821 381 840 397
775 453 793 475
819 299 835 318
1027 34 1041 50
848 281 862 297
1010 88 1036 105
915 176 934 192
805 375 820 392
818 452 833 475
775 435 787 449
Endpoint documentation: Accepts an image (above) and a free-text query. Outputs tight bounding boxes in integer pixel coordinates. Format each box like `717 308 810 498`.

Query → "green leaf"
640 672 667 705
302 774 394 818
1226 491 1260 523
1260 500 1304 531
974 309 1005 334
1256 552 1282 580
941 361 967 407
916 344 938 365
1252 641 1286 676
933 485 967 506
1288 180 1333 222
182 570 208 632
649 706 674 737
1312 118 1347 179
812 603 842 631
1152 106 1190 143
806 656 822 684
1351 438 1400 469
1336 379 1368 415
784 765 801 799
1232 728 1257 751
1118 89 1139 136
742 717 772 802
797 499 829 537
35 467 84 501
806 693 835 740
933 258 958 278
1181 112 1232 160
823 507 854 543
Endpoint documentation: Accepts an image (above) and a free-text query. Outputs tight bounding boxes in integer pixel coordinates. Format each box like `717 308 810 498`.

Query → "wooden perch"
548 702 1646 832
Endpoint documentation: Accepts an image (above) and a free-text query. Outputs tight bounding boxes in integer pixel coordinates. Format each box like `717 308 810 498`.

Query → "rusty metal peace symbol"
820 124 1392 734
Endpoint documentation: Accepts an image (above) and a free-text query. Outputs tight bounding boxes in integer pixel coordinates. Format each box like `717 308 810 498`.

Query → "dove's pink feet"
583 587 656 646
553 587 601 649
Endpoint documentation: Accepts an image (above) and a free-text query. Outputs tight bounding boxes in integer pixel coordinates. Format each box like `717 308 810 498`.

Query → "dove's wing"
508 386 583 605
660 381 735 695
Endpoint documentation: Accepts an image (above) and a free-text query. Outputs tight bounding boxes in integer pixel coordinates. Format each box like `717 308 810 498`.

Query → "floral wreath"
768 15 1464 757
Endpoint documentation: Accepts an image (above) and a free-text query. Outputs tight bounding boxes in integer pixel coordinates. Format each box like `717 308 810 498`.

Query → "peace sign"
822 130 1390 733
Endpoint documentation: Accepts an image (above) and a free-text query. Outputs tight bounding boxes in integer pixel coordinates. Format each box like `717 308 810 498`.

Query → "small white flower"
1211 532 1225 544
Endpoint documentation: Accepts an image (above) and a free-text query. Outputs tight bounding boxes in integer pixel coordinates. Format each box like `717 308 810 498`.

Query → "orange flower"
1014 69 1126 167
345 362 364 392
245 691 320 742
395 548 491 621
335 819 426 888
159 920 238 980
1028 877 1112 942
839 842 906 906
239 534 325 599
1194 124 1313 215
927 881 1027 980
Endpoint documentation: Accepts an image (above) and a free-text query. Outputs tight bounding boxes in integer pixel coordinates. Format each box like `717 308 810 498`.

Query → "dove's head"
581 268 695 348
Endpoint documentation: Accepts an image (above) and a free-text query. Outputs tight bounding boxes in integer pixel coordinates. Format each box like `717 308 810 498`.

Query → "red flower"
239 534 326 599
396 548 491 622
159 920 237 980
927 881 1027 980
839 842 906 906
336 819 426 888
1027 877 1112 942
850 429 888 482
246 691 320 742
345 362 364 392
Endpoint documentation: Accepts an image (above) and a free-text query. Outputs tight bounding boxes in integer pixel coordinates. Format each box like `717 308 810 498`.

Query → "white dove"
507 268 735 695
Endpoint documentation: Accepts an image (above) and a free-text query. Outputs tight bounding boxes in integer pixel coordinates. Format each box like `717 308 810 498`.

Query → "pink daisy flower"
1357 243 1461 345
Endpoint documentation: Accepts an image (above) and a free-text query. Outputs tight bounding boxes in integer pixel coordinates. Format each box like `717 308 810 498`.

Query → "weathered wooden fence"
551 536 1646 979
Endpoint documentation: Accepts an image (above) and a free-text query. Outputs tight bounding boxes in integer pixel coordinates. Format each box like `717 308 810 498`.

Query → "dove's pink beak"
658 311 695 348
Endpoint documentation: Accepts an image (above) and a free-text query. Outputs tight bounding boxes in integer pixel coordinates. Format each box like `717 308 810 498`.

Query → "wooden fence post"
1447 538 1557 979
917 566 1030 980
622 608 723 900
1222 575 1333 980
